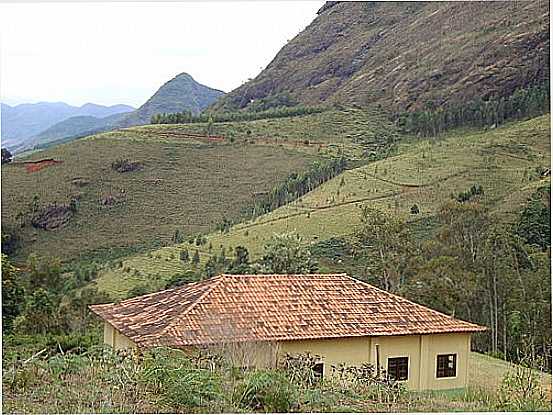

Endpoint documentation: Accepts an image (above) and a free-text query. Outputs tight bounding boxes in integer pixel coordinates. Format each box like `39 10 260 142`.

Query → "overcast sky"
0 1 324 107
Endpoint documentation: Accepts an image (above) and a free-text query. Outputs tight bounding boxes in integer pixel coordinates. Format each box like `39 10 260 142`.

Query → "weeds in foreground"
496 358 549 411
2 346 551 413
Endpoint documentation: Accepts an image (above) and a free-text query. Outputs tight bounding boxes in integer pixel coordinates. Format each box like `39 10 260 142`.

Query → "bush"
496 361 548 411
111 159 142 173
281 352 323 388
235 369 296 412
140 347 221 410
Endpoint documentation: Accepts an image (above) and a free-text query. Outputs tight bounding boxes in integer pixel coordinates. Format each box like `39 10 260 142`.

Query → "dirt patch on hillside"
31 204 74 230
23 159 63 173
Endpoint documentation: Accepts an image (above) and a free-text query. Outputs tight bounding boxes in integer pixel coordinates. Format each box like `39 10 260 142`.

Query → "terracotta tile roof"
89 274 486 348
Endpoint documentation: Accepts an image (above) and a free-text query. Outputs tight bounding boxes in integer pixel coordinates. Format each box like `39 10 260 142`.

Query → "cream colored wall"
103 322 137 350
372 334 422 389
419 332 471 390
100 320 471 390
279 333 471 391
209 341 280 369
278 336 371 377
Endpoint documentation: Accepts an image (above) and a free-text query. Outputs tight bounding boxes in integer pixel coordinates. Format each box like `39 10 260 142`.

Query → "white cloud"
0 1 323 107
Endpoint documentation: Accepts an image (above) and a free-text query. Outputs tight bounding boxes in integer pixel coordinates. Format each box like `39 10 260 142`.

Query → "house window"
387 357 409 381
313 362 324 379
436 354 457 378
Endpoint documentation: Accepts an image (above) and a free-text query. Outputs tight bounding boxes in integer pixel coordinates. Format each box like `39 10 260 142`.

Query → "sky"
0 1 324 107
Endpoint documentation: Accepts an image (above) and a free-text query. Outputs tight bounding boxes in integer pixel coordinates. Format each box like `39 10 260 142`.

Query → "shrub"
111 159 142 173
496 361 548 411
140 347 221 410
281 352 323 388
235 369 296 412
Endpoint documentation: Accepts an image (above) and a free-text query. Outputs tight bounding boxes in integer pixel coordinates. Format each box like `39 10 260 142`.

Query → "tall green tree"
1 254 25 333
514 186 550 251
259 233 317 274
355 206 414 292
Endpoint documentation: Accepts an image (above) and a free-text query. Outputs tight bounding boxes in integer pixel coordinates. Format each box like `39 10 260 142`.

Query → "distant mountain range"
1 102 134 152
213 1 549 112
2 73 224 153
116 72 224 127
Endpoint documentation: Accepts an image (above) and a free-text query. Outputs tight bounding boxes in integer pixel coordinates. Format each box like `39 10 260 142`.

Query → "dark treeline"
150 105 325 125
351 185 551 369
248 157 347 219
396 83 550 137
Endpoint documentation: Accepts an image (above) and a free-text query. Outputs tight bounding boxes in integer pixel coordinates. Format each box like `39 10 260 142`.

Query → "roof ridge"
157 274 226 338
91 278 207 310
342 274 485 329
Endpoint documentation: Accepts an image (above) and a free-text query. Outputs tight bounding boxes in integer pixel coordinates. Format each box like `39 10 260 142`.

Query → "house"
89 273 486 391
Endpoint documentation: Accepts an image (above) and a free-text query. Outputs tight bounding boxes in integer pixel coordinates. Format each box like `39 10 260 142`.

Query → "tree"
165 270 197 289
1 148 13 164
402 256 476 317
228 246 251 274
192 250 200 266
436 201 490 267
26 254 63 293
1 224 19 255
14 288 58 334
514 186 550 251
180 249 190 263
259 233 317 274
355 206 414 292
1 254 25 332
58 286 112 332
206 115 214 137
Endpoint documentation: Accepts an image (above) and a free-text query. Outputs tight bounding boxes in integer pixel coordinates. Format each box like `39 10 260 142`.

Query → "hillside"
213 1 549 112
16 112 130 153
1 102 134 151
95 114 551 298
117 73 224 127
1 108 398 264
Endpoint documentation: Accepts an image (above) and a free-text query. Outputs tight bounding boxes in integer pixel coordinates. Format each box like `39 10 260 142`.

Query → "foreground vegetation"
2 342 551 414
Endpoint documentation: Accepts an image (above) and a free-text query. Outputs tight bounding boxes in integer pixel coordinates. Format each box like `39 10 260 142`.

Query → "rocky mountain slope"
213 1 549 112
117 73 224 127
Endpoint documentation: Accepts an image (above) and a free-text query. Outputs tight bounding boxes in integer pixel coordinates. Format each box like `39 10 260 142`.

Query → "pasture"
94 115 551 298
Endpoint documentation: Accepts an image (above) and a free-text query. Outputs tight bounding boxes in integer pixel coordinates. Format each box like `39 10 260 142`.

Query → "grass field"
1 129 318 263
2 108 400 265
139 107 400 160
94 115 550 298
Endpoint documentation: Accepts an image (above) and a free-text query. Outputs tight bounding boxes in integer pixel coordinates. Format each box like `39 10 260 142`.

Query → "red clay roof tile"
89 274 486 348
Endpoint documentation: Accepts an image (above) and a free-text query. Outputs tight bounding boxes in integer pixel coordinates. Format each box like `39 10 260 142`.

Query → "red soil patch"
24 159 63 173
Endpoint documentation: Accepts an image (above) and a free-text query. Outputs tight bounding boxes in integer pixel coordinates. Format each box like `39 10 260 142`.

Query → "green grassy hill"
94 114 550 298
1 108 395 264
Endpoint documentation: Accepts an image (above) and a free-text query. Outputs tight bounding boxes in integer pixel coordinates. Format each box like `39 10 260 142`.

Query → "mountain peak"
116 72 224 127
